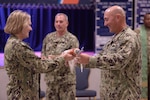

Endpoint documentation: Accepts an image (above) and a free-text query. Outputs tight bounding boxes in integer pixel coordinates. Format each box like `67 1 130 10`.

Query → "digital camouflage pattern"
42 31 79 100
4 35 65 100
87 27 142 100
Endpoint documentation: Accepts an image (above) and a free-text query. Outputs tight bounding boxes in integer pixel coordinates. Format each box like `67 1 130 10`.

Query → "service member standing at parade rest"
41 13 79 100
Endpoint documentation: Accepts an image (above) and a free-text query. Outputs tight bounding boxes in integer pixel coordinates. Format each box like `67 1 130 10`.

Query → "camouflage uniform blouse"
87 27 141 100
4 35 65 100
41 31 79 96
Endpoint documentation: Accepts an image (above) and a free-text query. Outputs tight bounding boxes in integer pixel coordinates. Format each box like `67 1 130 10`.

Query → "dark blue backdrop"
0 4 95 52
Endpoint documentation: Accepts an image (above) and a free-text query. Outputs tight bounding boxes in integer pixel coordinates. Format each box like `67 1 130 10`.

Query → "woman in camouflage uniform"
4 10 74 100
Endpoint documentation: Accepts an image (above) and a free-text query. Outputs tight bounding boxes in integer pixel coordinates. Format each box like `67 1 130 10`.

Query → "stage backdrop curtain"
0 4 95 52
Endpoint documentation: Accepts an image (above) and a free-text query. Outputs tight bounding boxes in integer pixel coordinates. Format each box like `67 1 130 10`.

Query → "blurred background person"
76 5 141 100
4 10 74 100
41 13 79 100
134 13 150 100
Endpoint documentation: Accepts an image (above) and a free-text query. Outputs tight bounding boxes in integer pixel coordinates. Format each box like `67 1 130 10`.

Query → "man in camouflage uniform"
41 13 79 100
134 13 150 100
4 10 73 100
77 5 141 100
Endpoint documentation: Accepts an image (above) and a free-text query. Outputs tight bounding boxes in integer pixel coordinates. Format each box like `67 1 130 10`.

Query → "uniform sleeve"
87 34 139 70
71 36 79 48
15 43 65 73
41 36 47 56
134 28 140 34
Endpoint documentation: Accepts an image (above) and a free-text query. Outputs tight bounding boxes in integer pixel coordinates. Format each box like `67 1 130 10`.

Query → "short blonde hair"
4 10 31 35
